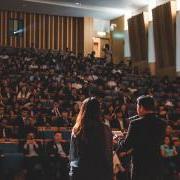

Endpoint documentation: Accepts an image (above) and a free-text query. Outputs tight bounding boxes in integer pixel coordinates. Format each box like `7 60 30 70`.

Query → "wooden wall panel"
110 16 124 63
128 13 148 61
78 18 84 54
152 2 176 69
0 10 84 54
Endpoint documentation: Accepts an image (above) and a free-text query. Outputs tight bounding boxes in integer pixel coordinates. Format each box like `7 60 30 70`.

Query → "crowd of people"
0 47 180 179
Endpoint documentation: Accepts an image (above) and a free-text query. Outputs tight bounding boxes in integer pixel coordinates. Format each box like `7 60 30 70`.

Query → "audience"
0 47 179 180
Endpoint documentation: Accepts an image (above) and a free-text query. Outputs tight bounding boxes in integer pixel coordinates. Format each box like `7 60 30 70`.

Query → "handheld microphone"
128 115 139 121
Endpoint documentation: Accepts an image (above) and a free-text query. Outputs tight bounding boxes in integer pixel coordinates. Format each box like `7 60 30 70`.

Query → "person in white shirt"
24 133 39 157
23 133 41 180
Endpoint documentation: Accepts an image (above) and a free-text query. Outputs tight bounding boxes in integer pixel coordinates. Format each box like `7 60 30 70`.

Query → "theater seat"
61 131 71 141
39 130 55 139
0 153 24 173
0 143 19 154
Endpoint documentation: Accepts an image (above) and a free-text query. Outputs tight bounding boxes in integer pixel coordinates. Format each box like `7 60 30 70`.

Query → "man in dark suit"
117 95 166 180
46 132 69 180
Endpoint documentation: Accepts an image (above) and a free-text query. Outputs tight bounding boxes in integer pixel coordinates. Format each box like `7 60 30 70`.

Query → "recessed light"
22 4 27 7
75 2 81 6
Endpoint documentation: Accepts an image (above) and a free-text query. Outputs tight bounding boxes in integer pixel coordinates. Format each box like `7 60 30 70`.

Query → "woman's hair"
72 97 100 136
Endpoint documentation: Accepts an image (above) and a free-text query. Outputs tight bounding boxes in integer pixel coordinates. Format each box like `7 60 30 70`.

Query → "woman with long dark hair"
69 97 113 180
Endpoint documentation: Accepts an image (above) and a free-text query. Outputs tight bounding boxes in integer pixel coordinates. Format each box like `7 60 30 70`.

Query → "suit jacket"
16 116 28 138
46 141 67 157
118 113 166 180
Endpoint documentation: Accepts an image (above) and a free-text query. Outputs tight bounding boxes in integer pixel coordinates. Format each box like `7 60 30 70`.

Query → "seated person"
46 132 69 180
111 109 128 130
23 133 42 180
0 119 13 138
25 116 38 136
52 110 72 127
173 138 180 174
51 102 61 117
24 133 40 157
165 125 173 138
17 86 31 101
161 136 178 176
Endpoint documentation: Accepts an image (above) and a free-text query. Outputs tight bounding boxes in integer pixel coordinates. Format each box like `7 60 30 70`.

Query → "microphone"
128 115 139 121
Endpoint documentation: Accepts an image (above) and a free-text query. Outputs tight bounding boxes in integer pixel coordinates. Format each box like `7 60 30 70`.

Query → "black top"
46 141 68 157
69 122 113 180
118 113 166 179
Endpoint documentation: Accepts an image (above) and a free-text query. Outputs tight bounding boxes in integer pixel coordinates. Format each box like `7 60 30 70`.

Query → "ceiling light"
22 3 27 7
97 31 106 36
75 2 81 6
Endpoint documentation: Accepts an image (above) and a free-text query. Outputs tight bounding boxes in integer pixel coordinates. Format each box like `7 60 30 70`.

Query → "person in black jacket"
46 132 69 180
117 95 167 180
69 97 113 180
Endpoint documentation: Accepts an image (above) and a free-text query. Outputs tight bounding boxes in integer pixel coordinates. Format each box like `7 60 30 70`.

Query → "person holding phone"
23 133 41 180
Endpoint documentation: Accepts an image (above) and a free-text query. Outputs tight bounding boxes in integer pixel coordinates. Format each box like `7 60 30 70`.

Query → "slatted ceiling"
0 10 84 54
152 2 176 69
128 13 148 62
